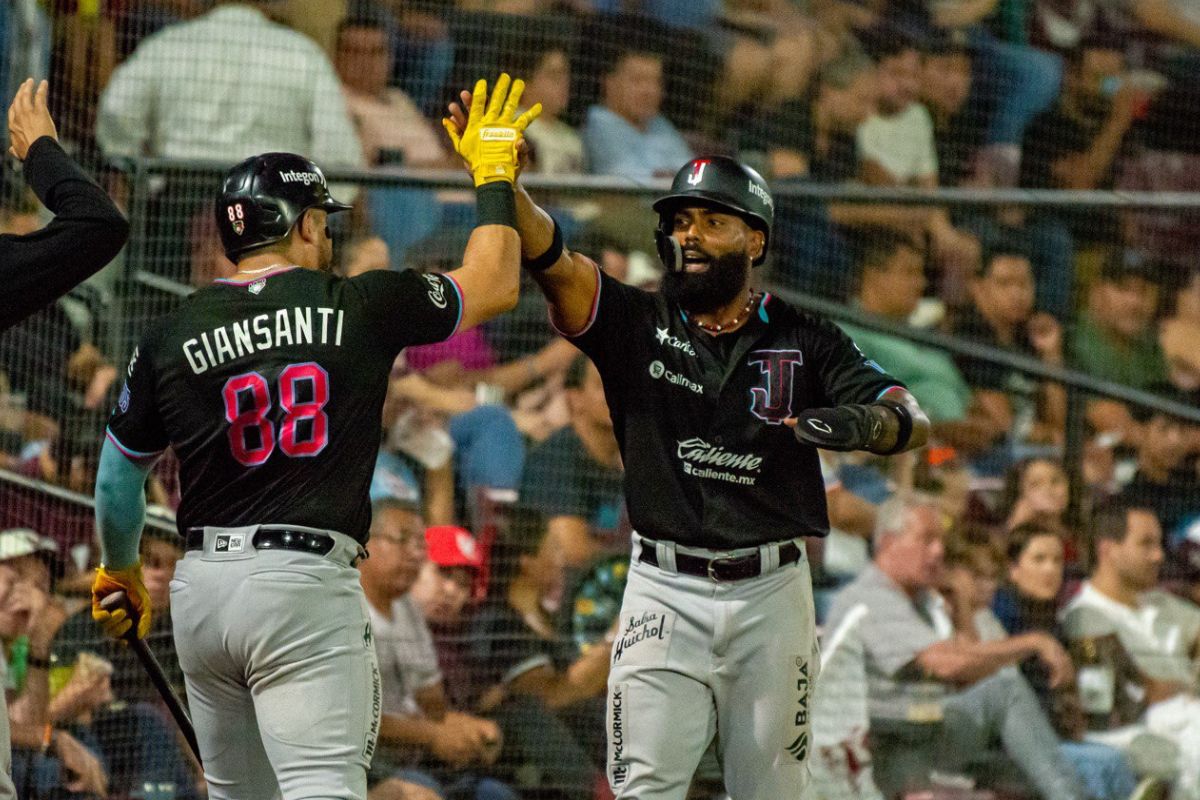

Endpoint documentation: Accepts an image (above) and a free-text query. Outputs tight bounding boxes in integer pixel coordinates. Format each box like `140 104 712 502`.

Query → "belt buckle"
707 555 742 582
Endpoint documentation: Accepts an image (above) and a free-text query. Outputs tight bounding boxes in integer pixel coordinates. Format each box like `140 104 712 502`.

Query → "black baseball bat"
99 591 202 762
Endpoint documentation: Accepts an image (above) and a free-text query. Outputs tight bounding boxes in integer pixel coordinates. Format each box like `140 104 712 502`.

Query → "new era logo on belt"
214 534 245 553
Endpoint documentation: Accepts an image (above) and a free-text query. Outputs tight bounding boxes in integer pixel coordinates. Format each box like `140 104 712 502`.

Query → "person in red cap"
415 526 483 627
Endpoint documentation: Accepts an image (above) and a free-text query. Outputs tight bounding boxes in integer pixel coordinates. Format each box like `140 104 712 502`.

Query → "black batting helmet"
216 152 352 261
652 156 774 270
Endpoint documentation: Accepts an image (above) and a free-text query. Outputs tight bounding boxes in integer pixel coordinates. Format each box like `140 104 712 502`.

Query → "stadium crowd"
1 0 1200 798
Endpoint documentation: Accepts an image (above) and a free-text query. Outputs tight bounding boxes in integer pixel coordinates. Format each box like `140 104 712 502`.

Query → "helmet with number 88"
216 152 352 262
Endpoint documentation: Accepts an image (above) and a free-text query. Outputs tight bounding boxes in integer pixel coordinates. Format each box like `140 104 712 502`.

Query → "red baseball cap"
425 526 483 569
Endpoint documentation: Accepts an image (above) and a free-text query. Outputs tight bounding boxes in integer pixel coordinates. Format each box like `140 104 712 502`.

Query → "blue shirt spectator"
583 49 692 181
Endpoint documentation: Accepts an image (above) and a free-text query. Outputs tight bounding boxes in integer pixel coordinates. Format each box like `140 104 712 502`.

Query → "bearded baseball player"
89 75 538 800
449 91 929 797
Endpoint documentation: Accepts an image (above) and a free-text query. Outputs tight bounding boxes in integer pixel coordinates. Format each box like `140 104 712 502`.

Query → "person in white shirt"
1063 505 1200 800
854 29 979 288
359 499 514 800
97 0 363 169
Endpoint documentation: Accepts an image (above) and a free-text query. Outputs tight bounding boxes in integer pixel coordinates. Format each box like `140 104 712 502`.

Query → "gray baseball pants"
170 525 381 800
606 533 818 800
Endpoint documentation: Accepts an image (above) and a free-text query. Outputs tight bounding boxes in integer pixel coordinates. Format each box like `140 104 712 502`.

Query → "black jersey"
106 267 462 543
564 263 903 549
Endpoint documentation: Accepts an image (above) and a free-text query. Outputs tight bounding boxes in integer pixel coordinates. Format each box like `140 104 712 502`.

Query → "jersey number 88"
221 363 330 467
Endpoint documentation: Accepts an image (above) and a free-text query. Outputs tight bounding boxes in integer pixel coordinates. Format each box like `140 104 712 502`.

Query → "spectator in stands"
1074 260 1171 442
858 32 939 188
583 47 693 181
1062 505 1200 799
0 547 107 797
736 50 877 181
508 44 584 175
857 30 982 290
953 235 1067 460
1004 457 1072 533
518 356 625 569
412 525 484 709
1020 37 1158 313
1160 268 1200 402
98 0 362 168
920 30 985 188
838 230 1003 453
1020 37 1147 196
825 493 1090 800
470 508 609 800
360 499 516 800
334 15 450 168
1118 403 1200 581
96 0 364 282
758 52 876 294
53 529 200 799
944 529 1148 800
992 522 1069 636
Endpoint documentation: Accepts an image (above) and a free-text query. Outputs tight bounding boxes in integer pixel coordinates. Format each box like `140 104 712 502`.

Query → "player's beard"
663 250 751 315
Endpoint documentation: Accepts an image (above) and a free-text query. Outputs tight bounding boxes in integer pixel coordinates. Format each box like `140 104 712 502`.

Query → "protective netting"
2 2 1200 799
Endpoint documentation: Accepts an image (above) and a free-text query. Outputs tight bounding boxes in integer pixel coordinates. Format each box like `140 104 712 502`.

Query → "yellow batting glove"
92 563 152 641
443 73 542 187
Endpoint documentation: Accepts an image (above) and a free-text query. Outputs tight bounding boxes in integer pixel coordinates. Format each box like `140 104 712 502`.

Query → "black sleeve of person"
349 268 464 356
0 137 130 333
106 333 169 461
808 318 906 407
562 261 655 375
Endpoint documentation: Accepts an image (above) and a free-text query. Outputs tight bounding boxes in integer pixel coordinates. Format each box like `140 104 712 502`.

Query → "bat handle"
99 589 140 642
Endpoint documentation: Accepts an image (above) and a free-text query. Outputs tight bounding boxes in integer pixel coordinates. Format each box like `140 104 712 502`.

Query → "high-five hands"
442 73 540 187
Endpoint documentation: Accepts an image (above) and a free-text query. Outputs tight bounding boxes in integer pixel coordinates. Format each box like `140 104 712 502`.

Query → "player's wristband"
522 217 564 273
874 400 913 456
475 182 516 229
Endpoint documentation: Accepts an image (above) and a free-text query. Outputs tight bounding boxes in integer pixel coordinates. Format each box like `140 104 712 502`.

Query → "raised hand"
441 73 540 186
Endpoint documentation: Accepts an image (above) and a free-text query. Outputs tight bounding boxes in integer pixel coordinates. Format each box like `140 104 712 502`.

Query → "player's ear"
748 228 765 262
298 209 320 244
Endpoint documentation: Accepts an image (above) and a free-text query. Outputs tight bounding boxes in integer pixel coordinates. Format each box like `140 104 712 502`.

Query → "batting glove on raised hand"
92 562 151 640
442 73 541 187
788 405 882 452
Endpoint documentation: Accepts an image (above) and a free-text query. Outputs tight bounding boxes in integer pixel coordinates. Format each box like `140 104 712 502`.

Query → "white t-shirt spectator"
368 594 443 717
97 4 363 170
857 103 939 185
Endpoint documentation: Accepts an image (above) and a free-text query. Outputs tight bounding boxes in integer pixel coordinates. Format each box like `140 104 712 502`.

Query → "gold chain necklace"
690 292 759 334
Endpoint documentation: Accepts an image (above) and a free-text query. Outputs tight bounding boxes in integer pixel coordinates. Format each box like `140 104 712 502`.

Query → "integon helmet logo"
748 180 773 210
278 170 322 186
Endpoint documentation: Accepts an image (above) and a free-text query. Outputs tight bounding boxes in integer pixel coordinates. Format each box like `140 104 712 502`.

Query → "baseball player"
0 77 127 797
2 77 129 332
449 95 930 797
90 76 538 800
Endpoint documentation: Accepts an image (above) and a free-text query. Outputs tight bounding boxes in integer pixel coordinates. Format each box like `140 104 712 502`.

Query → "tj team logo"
748 349 802 424
686 159 709 185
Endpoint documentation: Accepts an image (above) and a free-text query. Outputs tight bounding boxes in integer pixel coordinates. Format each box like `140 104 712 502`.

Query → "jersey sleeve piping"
549 259 602 338
105 427 165 462
444 272 465 338
875 385 906 402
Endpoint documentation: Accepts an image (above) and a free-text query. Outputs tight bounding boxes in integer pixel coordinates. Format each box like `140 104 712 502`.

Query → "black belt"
185 527 335 558
638 540 802 582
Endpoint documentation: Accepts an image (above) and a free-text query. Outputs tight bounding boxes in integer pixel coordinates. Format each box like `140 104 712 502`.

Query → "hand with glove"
786 399 916 455
91 562 152 641
442 73 541 187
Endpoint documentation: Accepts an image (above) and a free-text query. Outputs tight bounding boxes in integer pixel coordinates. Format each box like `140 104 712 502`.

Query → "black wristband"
876 400 914 456
475 182 516 229
26 655 51 670
522 217 564 272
